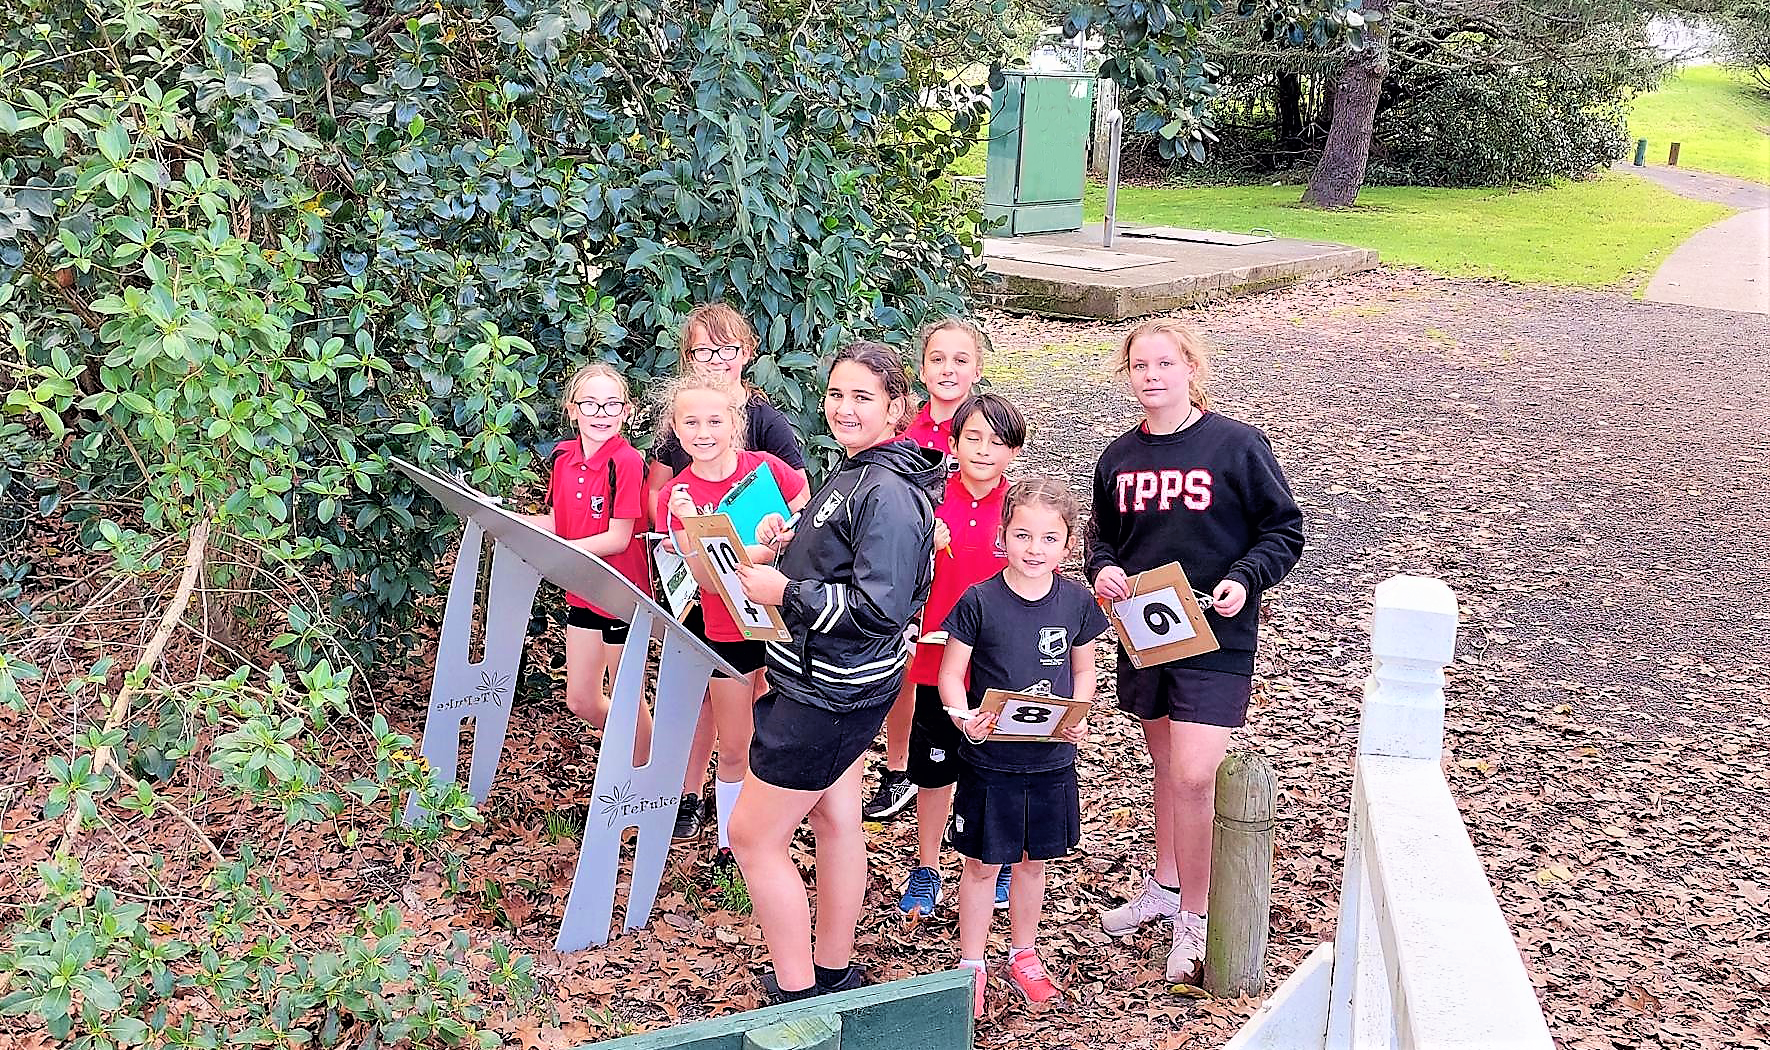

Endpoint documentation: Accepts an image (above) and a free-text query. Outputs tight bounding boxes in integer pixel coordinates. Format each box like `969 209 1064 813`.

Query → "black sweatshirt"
1085 412 1304 675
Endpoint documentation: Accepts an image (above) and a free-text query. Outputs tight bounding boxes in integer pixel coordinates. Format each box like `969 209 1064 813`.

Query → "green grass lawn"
1627 66 1770 185
1082 176 1731 287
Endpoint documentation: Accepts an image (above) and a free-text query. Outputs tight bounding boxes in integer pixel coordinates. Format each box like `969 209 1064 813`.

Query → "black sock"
1158 881 1181 895
814 964 851 988
769 973 818 1000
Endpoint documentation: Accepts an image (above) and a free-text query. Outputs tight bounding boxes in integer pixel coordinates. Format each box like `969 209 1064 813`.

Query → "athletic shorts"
907 685 965 789
749 690 891 793
949 763 1080 866
1115 656 1252 727
566 605 630 645
684 604 766 676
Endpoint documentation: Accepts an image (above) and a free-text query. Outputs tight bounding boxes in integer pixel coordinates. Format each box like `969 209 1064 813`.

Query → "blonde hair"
1000 477 1082 540
677 304 760 375
915 317 990 360
560 361 630 417
1115 318 1212 410
655 373 749 452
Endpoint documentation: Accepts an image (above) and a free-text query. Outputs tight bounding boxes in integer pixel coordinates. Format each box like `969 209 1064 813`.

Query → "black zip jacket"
1086 413 1304 675
764 439 945 712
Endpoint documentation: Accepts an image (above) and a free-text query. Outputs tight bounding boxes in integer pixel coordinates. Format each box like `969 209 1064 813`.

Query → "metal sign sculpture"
393 460 743 951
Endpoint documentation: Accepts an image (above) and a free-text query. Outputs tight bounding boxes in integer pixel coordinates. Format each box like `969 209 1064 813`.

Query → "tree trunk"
1274 70 1302 165
1302 0 1392 208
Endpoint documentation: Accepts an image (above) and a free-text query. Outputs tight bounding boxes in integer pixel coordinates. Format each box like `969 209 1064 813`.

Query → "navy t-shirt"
651 393 806 474
942 572 1111 773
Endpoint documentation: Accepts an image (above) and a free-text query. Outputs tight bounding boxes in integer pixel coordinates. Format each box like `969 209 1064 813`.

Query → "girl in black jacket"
732 341 944 1002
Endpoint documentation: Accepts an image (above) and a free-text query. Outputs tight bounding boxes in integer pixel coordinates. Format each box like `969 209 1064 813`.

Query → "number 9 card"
1104 561 1219 668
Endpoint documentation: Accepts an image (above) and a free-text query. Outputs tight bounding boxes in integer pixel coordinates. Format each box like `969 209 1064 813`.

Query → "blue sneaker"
994 867 1012 911
898 866 943 918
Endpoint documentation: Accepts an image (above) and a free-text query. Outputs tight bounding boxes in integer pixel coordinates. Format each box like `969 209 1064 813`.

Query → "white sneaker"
1166 910 1207 982
1100 875 1181 937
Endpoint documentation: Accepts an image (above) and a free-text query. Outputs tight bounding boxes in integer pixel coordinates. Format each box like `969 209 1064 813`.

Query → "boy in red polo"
893 393 1025 919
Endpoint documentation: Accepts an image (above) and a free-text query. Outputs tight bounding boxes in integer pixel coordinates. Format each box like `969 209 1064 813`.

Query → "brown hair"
915 317 990 360
560 361 631 418
830 340 918 434
1000 477 1082 540
677 303 760 375
1114 318 1212 410
654 373 749 452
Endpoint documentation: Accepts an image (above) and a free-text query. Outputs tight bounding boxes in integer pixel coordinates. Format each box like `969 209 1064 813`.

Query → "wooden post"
1668 141 1681 167
744 1014 840 1050
1090 77 1118 174
1205 750 1276 998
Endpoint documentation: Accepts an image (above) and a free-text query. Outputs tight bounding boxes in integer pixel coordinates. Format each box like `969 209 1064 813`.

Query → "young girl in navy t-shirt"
941 478 1110 1018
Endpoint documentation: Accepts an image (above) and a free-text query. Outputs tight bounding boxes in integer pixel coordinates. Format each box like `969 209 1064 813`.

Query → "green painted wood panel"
581 968 974 1050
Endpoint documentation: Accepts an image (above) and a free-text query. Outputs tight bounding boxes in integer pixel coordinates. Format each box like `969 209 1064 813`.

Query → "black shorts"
907 685 965 789
1115 656 1252 728
749 691 891 793
950 763 1080 866
566 605 630 645
684 604 766 676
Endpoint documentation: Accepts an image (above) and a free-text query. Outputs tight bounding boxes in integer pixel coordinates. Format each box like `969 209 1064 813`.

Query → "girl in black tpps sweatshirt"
1085 318 1304 984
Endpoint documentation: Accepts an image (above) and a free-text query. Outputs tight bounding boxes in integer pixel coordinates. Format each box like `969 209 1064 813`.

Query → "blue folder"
717 463 791 546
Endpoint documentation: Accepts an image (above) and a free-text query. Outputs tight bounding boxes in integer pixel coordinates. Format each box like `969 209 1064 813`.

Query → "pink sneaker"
1006 948 1061 1005
962 962 986 1018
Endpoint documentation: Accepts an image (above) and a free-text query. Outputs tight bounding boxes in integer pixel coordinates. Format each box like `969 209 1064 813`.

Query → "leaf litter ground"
5 269 1767 1049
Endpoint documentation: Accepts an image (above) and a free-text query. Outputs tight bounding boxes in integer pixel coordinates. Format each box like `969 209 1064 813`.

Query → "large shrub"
1 0 998 652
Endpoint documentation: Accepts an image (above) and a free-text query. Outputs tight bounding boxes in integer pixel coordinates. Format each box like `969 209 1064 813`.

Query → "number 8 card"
1104 561 1219 668
978 689 1090 743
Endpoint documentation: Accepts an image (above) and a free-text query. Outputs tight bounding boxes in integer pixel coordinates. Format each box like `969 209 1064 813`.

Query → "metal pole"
1103 108 1122 248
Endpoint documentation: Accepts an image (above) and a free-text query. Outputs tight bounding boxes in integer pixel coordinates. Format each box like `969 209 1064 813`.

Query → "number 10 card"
680 513 793 643
1105 561 1219 668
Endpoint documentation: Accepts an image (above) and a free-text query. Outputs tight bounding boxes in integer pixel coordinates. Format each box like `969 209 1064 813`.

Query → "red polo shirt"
908 473 1010 686
549 436 650 615
903 404 955 453
654 451 806 643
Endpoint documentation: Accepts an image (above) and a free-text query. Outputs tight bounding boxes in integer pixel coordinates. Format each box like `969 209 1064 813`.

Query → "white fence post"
1357 575 1458 761
1325 575 1457 1049
1226 575 1552 1050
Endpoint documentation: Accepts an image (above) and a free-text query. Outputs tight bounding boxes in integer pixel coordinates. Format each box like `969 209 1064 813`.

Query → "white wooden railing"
1227 575 1553 1050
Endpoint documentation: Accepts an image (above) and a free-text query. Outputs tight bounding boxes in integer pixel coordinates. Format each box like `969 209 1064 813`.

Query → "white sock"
959 957 985 972
715 776 743 850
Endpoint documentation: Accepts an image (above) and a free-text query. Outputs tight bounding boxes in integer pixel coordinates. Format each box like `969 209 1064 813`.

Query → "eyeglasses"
574 399 627 417
688 343 742 363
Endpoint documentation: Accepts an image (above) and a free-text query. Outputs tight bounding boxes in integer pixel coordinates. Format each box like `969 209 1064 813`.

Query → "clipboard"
650 540 698 622
678 514 792 643
973 688 1090 743
1104 561 1218 668
716 463 791 546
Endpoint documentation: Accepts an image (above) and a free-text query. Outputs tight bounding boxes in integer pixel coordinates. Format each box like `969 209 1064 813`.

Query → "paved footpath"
1614 163 1770 314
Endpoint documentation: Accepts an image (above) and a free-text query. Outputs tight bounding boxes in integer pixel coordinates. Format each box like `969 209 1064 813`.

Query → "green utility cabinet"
983 71 1094 236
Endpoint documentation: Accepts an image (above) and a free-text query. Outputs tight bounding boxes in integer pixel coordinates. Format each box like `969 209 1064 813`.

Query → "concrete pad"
981 224 1379 319
1121 225 1275 246
1644 208 1770 315
982 238 1169 272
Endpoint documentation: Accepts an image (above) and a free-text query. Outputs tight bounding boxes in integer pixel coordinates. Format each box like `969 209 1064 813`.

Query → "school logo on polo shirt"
1038 627 1066 660
589 495 605 515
